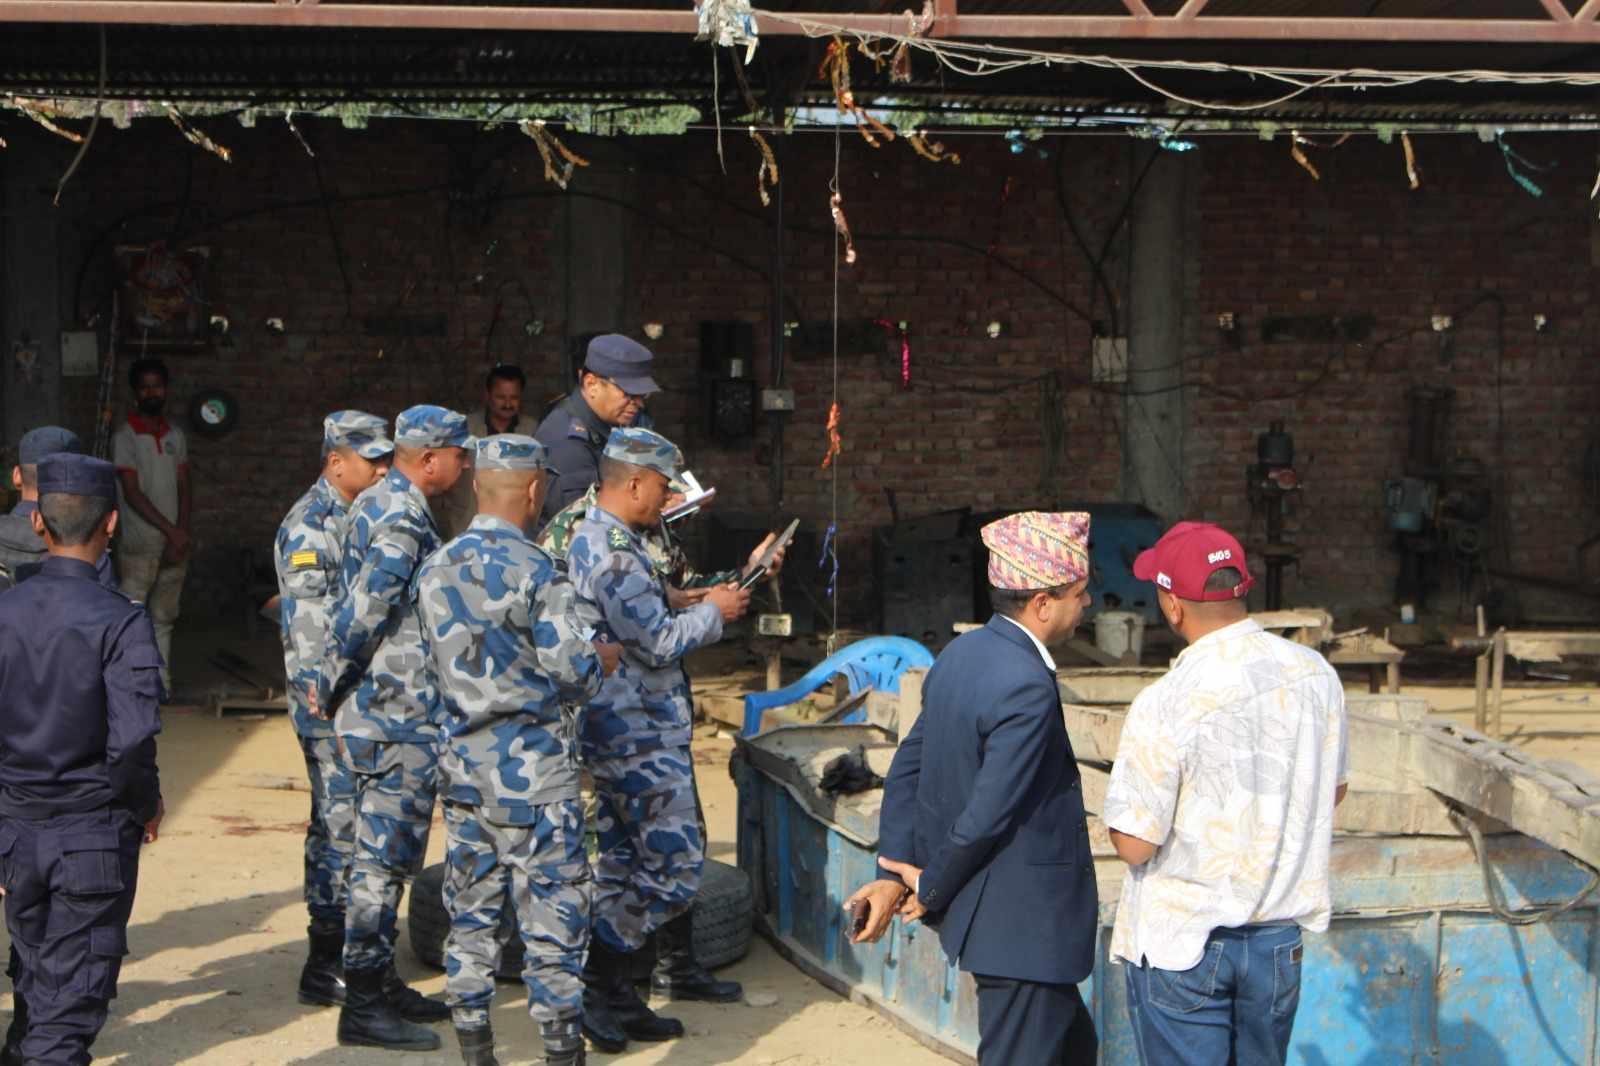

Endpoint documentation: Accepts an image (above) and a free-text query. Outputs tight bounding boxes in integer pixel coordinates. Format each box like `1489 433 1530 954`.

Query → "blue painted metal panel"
736 758 1600 1065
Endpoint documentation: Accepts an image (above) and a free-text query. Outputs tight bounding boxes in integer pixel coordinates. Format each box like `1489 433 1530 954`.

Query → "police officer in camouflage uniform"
274 410 393 1011
566 427 751 1052
418 434 622 1066
533 334 657 528
316 405 474 1053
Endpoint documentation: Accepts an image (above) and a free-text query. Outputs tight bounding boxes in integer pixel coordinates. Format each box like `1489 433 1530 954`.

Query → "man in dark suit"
848 510 1100 1065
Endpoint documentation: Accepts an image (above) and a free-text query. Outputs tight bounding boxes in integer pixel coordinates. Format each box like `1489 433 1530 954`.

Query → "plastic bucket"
1093 610 1146 662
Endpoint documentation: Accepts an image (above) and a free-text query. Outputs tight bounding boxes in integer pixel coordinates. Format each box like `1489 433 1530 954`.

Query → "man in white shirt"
1103 521 1347 1066
112 357 192 696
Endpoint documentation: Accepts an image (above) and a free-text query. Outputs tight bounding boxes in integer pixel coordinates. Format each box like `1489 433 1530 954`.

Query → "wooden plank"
1078 757 1477 835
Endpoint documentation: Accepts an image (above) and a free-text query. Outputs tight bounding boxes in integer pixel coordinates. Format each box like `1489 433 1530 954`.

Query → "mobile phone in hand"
848 898 870 939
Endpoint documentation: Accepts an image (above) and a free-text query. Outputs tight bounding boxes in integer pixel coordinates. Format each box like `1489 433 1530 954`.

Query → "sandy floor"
7 617 1597 1065
0 700 947 1066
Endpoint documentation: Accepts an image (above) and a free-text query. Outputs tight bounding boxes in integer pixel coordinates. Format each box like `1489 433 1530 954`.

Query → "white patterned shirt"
1103 617 1347 971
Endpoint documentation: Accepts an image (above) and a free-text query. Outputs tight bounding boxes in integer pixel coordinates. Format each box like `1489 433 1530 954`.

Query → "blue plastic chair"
741 636 935 736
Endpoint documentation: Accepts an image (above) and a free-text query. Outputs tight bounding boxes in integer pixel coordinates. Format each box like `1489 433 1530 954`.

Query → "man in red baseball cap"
1106 521 1348 1066
1131 520 1254 605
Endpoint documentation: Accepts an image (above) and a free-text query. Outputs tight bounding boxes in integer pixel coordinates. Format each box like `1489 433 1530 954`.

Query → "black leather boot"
650 912 742 1003
383 963 451 1023
456 1023 500 1066
580 941 628 1054
541 1013 586 1066
297 918 347 1007
336 966 442 1052
609 946 684 1043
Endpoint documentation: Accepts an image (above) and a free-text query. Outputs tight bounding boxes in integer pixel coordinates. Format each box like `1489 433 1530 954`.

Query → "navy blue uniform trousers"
975 974 1098 1065
0 808 141 1066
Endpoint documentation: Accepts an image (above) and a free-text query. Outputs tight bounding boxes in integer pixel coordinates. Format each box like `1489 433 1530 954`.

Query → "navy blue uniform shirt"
0 555 162 822
533 390 610 527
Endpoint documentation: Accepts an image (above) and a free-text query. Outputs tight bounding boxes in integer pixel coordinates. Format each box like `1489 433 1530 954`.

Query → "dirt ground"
7 618 1598 1065
0 625 949 1066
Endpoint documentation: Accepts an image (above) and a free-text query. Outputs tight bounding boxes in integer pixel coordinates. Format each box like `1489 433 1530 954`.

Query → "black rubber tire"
408 858 753 980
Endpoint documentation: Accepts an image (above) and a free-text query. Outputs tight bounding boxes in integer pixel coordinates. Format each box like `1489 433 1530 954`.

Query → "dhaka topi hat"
323 410 393 459
603 427 686 491
476 434 555 473
981 511 1092 591
37 453 118 502
394 405 474 450
17 426 82 466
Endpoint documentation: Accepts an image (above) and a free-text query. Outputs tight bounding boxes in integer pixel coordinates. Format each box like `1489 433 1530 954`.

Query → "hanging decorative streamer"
1401 131 1420 190
985 176 1014 257
1289 131 1320 180
819 37 896 147
858 0 934 84
906 130 961 166
829 190 857 265
820 401 842 470
6 96 84 144
749 126 779 206
1497 134 1553 198
519 119 590 189
818 521 840 605
694 0 760 63
875 319 912 389
166 106 232 162
284 109 315 157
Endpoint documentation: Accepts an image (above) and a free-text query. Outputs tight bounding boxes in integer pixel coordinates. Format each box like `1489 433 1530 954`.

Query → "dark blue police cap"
37 453 118 501
18 426 83 465
584 334 660 397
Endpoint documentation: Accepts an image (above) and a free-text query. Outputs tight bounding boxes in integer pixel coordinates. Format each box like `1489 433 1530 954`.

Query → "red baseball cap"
1133 521 1254 602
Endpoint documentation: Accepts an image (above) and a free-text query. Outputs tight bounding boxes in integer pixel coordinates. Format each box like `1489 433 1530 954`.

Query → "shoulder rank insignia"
290 550 321 568
568 419 590 440
607 527 631 550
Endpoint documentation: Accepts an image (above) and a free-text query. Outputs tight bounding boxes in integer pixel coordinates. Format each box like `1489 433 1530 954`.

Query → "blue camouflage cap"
584 334 660 397
323 410 393 459
394 405 474 450
603 427 686 491
37 453 117 501
18 426 83 466
476 433 556 472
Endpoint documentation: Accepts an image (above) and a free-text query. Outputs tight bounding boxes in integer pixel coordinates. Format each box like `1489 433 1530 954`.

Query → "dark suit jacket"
879 615 1098 985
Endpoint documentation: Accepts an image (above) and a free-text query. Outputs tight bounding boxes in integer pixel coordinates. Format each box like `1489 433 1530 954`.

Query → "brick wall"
26 118 1600 623
1184 134 1600 620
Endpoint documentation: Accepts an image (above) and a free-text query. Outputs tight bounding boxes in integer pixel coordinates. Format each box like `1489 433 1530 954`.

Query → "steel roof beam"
4 4 1600 44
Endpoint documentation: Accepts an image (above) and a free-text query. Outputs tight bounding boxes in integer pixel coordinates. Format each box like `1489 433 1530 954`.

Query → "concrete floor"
7 614 1597 1064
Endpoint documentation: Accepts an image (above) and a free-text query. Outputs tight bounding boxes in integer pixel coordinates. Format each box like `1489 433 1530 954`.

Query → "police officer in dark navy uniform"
0 453 163 1066
533 334 660 528
0 427 117 593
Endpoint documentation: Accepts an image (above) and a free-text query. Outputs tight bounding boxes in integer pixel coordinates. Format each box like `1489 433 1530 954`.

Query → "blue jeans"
1125 923 1303 1066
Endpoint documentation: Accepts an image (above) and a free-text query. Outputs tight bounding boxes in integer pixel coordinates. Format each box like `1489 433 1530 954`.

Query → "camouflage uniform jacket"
275 476 350 739
538 483 737 589
319 468 442 745
568 503 723 759
417 515 605 821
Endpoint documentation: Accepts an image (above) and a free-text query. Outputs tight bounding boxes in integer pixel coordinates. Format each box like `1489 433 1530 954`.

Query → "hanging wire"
826 123 843 648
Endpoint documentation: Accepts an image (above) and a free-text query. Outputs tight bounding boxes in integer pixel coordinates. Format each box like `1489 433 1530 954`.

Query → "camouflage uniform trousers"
442 800 590 1030
343 738 439 972
299 736 358 924
587 745 704 954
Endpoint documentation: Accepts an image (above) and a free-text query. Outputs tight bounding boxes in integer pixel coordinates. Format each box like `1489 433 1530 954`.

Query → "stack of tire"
408 859 754 978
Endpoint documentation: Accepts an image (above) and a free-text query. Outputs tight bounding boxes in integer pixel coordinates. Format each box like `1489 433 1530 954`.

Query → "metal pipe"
4 5 1600 43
